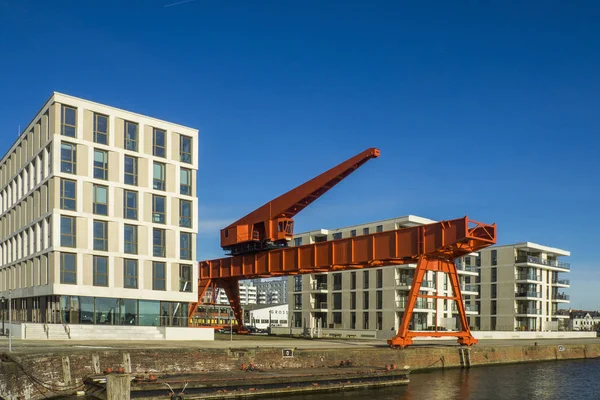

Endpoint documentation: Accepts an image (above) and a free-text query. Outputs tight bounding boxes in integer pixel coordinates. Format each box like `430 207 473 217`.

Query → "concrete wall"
160 327 214 341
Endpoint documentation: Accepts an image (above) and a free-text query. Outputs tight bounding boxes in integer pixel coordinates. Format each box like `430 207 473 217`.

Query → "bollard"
106 373 130 400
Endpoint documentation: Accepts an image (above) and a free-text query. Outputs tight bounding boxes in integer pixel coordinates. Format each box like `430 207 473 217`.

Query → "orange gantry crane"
190 148 496 348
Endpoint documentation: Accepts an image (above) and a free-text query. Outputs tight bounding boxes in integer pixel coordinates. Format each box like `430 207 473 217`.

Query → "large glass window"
61 105 77 137
153 262 166 290
124 224 137 254
153 128 166 157
93 185 108 215
93 220 108 251
94 113 108 145
180 232 192 260
179 264 192 292
139 300 160 326
179 199 191 228
180 135 192 163
180 168 192 195
93 149 108 180
60 252 76 284
124 156 137 185
60 143 77 174
124 190 137 220
60 179 76 210
80 296 94 324
95 297 119 325
153 162 165 190
124 121 138 151
153 228 165 257
120 298 137 325
153 195 166 223
93 256 108 286
124 259 138 289
60 216 76 247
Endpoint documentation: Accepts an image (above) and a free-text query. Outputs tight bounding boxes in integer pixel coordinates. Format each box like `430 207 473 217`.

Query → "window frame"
153 261 166 290
60 252 77 284
123 190 138 220
60 215 76 247
124 120 138 151
124 156 138 186
180 135 192 163
124 224 138 254
124 259 138 289
180 232 192 260
153 162 165 191
61 105 77 137
93 185 108 216
153 128 166 157
60 143 77 174
93 220 108 251
93 255 109 287
179 199 192 228
93 149 108 180
179 264 192 292
153 228 165 257
180 168 192 195
60 178 76 211
93 113 109 145
153 194 166 224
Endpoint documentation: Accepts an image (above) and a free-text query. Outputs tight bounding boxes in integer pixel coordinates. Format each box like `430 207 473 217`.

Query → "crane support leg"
217 278 248 333
387 256 478 349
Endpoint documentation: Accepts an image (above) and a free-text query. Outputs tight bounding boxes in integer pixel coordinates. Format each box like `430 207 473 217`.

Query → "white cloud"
197 218 233 235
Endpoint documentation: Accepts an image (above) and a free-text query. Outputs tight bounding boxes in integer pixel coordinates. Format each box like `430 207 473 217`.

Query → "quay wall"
2 343 599 399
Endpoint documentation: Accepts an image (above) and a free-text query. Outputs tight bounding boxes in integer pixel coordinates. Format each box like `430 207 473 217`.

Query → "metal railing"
516 255 571 270
395 278 435 289
515 273 542 281
395 298 435 310
552 278 570 285
516 308 542 315
554 293 570 300
451 303 479 312
456 262 477 272
311 282 328 291
461 284 479 293
516 291 541 298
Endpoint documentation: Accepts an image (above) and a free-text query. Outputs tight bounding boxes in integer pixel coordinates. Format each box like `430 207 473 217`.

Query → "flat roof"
489 241 570 257
294 215 437 236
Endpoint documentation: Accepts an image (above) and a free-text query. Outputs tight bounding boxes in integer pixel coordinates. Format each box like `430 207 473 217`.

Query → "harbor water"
273 358 600 400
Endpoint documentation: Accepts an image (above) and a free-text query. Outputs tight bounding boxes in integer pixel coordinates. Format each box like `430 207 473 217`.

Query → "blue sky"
1 1 599 308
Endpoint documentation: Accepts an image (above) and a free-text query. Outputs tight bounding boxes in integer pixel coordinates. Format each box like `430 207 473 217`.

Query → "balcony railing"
311 282 328 291
516 255 571 270
516 308 542 315
451 303 479 312
456 262 477 272
311 302 328 310
395 299 435 310
395 278 435 289
516 291 541 298
515 273 542 281
294 304 303 310
552 278 571 285
461 284 479 293
554 293 570 301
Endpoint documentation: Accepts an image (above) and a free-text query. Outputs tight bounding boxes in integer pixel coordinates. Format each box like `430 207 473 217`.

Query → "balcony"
395 278 436 290
516 255 571 270
552 278 570 286
553 293 570 302
461 284 479 294
311 282 328 291
515 273 542 282
515 308 542 315
515 291 541 299
451 303 479 313
310 302 328 311
456 262 478 273
395 298 435 310
293 304 303 310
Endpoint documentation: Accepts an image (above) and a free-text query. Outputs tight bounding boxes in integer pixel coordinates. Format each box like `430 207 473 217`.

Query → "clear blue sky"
1 1 599 308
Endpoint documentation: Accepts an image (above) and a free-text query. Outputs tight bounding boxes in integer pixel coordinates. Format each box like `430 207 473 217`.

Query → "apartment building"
252 277 288 305
286 215 480 338
0 92 198 327
215 281 258 306
476 242 571 331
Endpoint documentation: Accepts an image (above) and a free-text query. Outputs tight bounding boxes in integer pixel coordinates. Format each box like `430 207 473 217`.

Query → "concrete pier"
106 374 130 400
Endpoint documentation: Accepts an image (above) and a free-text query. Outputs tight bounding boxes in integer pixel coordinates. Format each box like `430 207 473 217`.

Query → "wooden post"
106 374 130 400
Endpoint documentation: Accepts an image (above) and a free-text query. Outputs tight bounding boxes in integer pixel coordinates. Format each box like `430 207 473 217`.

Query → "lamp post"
8 290 11 352
0 296 5 336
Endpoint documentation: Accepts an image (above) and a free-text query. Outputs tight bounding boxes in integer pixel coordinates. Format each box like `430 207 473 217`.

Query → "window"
466 257 471 266
153 195 166 223
93 220 108 251
363 291 369 309
60 143 77 174
377 311 383 330
93 185 108 215
363 270 369 289
333 232 342 240
333 312 342 325
153 128 166 157
350 292 356 309
491 250 497 266
351 271 356 290
124 156 137 185
179 199 192 228
350 230 356 237
153 228 165 257
60 216 76 247
363 312 369 329
180 232 192 260
376 225 383 233
363 227 369 235
294 237 302 247
377 269 383 288
61 105 77 137
491 284 497 298
124 224 137 254
491 267 497 283
124 121 138 151
124 259 138 289
94 113 108 145
60 252 76 284
153 262 166 290
60 179 76 210
179 264 192 292
124 190 138 220
491 300 497 314
93 256 108 286
180 135 192 163
180 168 192 195
93 149 108 180
153 162 165 190
376 290 383 309
351 312 356 329
294 275 302 292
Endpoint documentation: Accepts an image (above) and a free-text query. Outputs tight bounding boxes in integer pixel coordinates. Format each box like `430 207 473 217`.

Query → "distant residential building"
476 242 571 332
252 277 288 305
568 310 600 331
214 281 257 306
286 215 480 339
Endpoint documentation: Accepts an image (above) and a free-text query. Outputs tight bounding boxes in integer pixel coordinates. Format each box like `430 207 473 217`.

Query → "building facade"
0 92 198 327
252 277 288 305
286 216 480 338
215 282 258 306
568 310 600 331
476 242 571 331
246 304 289 330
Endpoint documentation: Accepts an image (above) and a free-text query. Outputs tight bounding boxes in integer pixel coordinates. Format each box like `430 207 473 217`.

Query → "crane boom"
220 148 380 255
